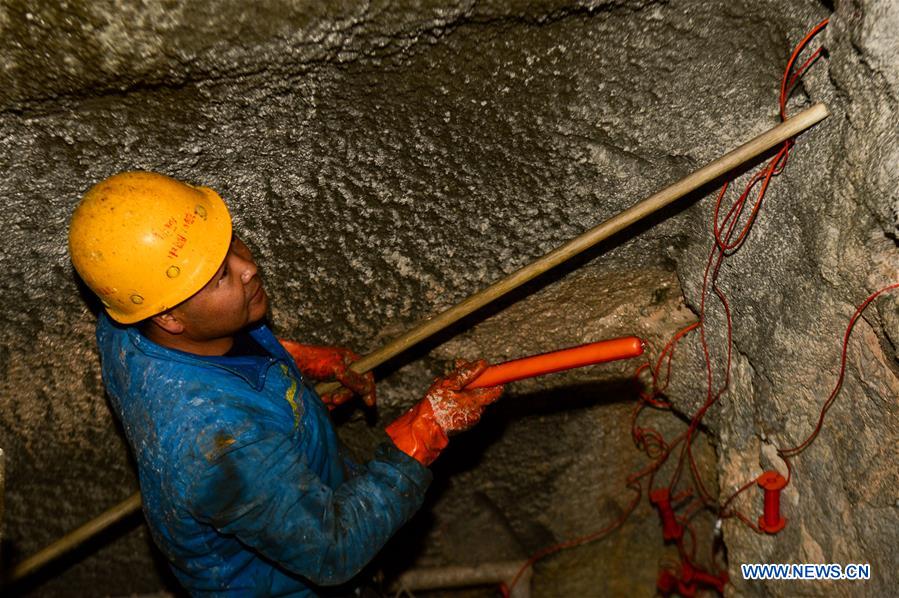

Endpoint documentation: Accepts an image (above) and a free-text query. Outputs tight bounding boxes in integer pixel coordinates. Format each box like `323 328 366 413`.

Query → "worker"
68 171 504 596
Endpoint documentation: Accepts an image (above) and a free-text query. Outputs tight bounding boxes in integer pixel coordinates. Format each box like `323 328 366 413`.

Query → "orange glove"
386 360 504 466
278 339 376 408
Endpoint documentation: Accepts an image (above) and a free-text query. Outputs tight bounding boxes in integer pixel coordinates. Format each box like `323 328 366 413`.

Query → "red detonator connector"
657 560 727 597
757 470 788 534
656 568 695 597
649 487 683 541
682 560 728 594
656 568 678 594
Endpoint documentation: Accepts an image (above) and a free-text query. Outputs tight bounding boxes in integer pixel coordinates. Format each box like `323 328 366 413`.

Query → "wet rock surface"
1 0 896 596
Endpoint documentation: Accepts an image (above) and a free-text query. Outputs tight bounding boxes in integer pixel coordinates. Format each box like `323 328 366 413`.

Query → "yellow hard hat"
69 171 233 324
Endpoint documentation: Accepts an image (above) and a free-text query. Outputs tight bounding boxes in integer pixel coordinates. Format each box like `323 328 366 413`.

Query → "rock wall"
1 0 895 596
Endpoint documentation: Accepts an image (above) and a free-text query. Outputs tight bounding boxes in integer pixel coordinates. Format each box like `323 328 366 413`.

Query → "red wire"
778 282 899 459
720 478 755 512
667 15 830 517
780 19 830 120
503 20 834 595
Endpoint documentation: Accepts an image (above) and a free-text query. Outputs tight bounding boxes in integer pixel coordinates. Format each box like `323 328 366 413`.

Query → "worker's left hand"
384 359 504 466
425 359 504 434
278 339 376 408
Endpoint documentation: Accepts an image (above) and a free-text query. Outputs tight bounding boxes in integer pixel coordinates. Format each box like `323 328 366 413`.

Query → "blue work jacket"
96 313 431 596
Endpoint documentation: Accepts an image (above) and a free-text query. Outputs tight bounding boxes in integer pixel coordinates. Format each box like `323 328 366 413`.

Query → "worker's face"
172 236 269 340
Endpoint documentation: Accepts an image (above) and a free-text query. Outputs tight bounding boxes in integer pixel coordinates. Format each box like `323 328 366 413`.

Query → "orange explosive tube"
465 336 645 389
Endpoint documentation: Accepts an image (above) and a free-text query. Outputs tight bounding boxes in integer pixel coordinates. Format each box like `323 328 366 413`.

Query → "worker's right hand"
385 360 503 466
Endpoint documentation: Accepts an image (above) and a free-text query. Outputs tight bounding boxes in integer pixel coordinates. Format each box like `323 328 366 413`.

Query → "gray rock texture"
1 0 896 596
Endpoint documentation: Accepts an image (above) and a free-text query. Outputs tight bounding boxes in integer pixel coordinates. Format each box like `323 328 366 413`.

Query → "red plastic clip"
757 470 788 534
657 568 677 593
650 487 683 541
657 568 695 597
682 560 728 594
656 568 695 597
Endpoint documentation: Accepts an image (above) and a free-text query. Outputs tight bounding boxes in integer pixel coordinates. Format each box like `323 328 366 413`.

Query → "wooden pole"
6 492 142 583
318 102 830 393
6 103 828 583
